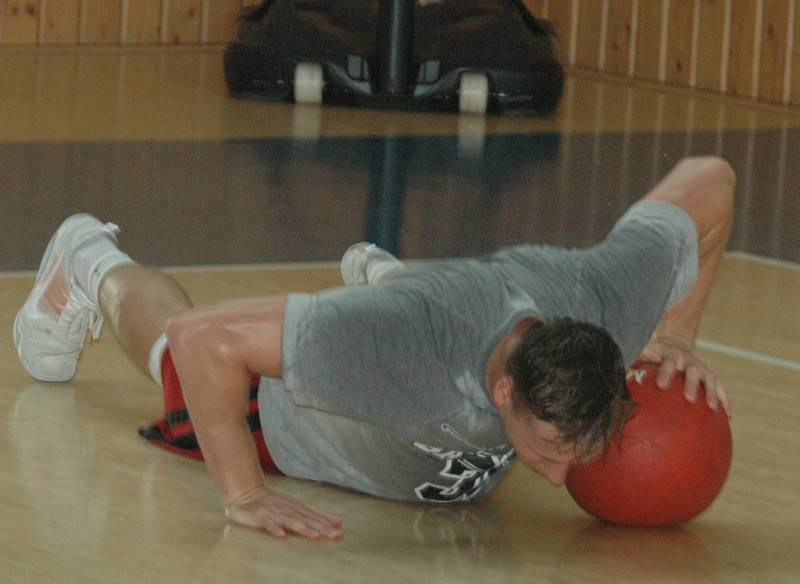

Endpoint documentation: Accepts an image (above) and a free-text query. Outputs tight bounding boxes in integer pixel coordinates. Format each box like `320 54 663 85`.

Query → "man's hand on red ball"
639 336 731 418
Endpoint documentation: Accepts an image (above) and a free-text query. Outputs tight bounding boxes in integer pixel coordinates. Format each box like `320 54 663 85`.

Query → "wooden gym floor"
1 46 799 583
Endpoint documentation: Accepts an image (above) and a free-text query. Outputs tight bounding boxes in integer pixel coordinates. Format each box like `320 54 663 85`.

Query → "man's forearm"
655 240 725 346
160 297 343 539
645 158 735 346
166 320 265 501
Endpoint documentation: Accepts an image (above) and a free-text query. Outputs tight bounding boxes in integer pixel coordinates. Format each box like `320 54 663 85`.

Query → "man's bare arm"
165 295 343 539
641 157 735 416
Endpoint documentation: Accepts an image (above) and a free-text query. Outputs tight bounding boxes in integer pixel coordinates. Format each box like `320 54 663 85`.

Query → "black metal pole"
377 0 415 94
366 136 410 255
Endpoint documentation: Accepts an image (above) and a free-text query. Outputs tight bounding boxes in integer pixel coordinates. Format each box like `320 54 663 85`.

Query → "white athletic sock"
366 256 405 284
147 333 169 388
72 234 135 305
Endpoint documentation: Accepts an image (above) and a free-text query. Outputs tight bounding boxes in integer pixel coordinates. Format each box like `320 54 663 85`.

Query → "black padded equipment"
224 0 564 114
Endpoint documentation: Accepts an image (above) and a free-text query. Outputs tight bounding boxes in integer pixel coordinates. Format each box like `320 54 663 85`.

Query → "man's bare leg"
98 265 193 381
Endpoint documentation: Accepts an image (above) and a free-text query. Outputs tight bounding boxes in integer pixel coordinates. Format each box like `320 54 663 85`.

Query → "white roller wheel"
293 62 323 105
458 72 489 115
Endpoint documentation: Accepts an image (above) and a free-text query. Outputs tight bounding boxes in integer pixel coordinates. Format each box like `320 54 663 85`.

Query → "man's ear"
491 375 515 408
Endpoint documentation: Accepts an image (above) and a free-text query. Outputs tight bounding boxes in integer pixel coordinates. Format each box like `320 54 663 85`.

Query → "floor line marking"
726 251 800 272
696 339 800 373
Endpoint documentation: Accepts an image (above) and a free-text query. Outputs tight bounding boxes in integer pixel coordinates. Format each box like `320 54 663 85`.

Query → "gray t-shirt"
258 201 698 502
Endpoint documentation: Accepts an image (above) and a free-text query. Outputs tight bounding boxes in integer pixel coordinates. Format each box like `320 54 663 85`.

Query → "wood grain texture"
664 0 696 86
522 0 546 18
546 0 574 63
80 0 122 44
0 58 799 584
605 0 635 76
792 0 800 105
633 0 665 81
0 0 41 43
202 0 241 43
727 1 758 98
758 0 791 103
39 0 80 44
165 0 201 45
124 0 162 44
695 0 727 91
574 0 605 69
0 0 797 109
1 255 800 583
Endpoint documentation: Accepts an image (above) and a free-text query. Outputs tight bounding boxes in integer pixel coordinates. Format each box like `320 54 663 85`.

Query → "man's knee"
677 156 737 195
698 157 735 223
648 157 735 240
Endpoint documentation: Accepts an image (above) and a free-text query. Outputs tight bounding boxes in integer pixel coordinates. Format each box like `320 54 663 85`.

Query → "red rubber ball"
566 361 732 526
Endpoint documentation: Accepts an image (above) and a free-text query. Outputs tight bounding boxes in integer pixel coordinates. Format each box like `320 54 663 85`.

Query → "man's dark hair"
505 318 633 458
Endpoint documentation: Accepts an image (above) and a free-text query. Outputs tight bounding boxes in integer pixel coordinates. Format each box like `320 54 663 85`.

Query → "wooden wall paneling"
523 0 547 18
124 0 161 44
605 0 635 76
202 0 241 43
80 0 122 44
727 2 758 98
574 0 605 69
633 0 664 81
664 0 695 86
39 0 80 44
758 0 791 104
792 0 800 104
695 0 727 91
166 0 201 45
0 0 41 44
546 0 573 64
0 0 795 111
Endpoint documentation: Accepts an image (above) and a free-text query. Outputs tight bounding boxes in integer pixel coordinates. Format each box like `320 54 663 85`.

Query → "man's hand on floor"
225 485 343 539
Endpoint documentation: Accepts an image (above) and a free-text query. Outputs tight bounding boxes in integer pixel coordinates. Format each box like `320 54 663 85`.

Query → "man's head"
492 318 633 485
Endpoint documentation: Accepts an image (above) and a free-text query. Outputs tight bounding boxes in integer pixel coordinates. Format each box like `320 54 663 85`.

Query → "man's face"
491 374 596 486
500 408 583 487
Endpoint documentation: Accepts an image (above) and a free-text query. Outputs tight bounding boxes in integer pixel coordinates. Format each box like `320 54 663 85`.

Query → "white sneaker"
13 214 121 382
340 242 405 286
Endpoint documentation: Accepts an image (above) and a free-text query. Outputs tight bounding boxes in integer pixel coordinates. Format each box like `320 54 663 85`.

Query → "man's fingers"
702 374 720 412
267 502 343 539
286 508 343 538
296 507 344 532
644 337 732 418
283 496 343 523
281 517 322 539
260 518 287 538
318 510 344 526
639 347 663 363
259 510 340 540
282 514 342 539
683 366 701 403
226 492 344 540
717 384 733 419
656 360 677 388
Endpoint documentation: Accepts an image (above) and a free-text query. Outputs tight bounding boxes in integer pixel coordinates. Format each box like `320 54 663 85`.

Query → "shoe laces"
59 286 102 344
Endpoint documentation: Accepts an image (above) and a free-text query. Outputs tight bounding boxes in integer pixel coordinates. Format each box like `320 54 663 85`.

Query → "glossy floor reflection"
1 46 800 584
3 48 800 272
4 123 800 271
2 262 799 584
